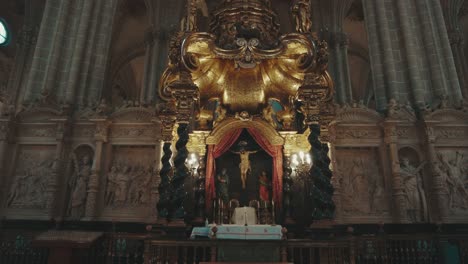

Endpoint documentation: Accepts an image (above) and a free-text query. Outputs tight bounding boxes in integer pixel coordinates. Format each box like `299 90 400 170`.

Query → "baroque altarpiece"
0 0 467 233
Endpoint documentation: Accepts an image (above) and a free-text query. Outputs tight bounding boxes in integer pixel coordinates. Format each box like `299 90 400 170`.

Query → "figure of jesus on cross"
231 141 258 189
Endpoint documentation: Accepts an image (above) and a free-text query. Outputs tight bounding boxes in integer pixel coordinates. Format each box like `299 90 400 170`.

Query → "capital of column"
144 27 165 46
169 71 200 123
91 120 110 142
383 122 399 144
321 31 349 48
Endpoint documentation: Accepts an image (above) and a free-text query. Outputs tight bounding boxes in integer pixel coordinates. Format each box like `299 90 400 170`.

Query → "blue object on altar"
190 224 283 240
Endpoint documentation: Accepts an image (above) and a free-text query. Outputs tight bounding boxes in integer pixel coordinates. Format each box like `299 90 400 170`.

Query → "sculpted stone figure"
105 166 118 205
400 158 427 222
440 152 468 210
349 158 370 213
181 0 208 32
292 0 312 33
7 170 31 207
68 155 92 218
105 162 153 207
7 157 52 209
114 166 130 204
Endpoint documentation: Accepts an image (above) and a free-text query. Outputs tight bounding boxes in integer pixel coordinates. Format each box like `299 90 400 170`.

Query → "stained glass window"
0 19 10 46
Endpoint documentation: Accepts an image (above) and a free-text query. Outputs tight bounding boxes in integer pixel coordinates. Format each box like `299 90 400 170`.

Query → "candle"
213 200 216 223
272 201 275 225
220 199 224 225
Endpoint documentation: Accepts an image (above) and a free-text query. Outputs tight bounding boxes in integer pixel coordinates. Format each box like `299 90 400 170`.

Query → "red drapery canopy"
205 128 283 210
205 128 243 210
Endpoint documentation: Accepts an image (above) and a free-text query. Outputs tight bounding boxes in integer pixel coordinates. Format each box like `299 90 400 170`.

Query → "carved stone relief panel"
109 125 157 140
71 124 95 139
17 124 56 138
101 146 156 221
64 145 94 220
434 127 468 143
6 145 55 210
335 126 381 140
436 148 468 216
335 147 389 220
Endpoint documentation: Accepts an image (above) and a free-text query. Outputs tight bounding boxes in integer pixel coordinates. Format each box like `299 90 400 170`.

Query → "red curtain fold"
205 128 243 211
246 127 283 207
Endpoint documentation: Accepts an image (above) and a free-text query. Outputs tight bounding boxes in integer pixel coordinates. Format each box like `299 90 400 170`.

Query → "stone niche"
4 145 55 219
61 145 95 220
335 147 391 223
99 145 157 222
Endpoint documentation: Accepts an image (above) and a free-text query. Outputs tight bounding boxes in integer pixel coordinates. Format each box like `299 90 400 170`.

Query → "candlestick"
213 200 216 223
272 201 275 225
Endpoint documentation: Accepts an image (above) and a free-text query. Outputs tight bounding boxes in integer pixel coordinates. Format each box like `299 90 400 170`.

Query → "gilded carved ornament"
205 117 284 146
280 129 311 157
159 0 334 119
187 131 211 156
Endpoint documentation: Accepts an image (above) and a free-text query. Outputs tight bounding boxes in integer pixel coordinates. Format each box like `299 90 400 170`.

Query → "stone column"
383 121 408 223
85 120 109 219
140 28 165 104
422 121 449 222
7 0 44 105
0 118 13 193
141 0 186 104
328 123 342 223
429 0 463 101
314 0 354 104
45 119 69 217
22 0 118 106
440 0 468 99
150 133 163 222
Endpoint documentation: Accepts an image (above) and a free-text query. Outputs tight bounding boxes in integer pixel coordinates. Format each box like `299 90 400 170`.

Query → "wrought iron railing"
0 235 49 264
1 232 467 263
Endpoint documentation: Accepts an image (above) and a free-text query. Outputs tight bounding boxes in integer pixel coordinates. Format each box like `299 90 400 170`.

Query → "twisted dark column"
170 124 190 220
193 158 206 224
308 124 335 221
157 142 172 220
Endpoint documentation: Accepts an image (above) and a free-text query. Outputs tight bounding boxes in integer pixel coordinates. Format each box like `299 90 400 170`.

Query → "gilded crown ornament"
159 0 334 127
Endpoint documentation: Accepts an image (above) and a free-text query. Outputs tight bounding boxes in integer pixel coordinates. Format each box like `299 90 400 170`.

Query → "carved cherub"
262 103 277 128
213 104 227 126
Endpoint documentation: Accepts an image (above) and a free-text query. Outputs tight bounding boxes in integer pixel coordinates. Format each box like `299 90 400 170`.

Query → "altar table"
190 224 282 240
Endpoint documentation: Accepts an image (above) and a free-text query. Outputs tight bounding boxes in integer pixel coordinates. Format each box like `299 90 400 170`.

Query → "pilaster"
383 121 408 223
85 119 109 219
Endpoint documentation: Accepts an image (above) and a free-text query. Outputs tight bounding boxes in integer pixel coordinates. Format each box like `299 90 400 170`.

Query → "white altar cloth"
190 224 283 240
